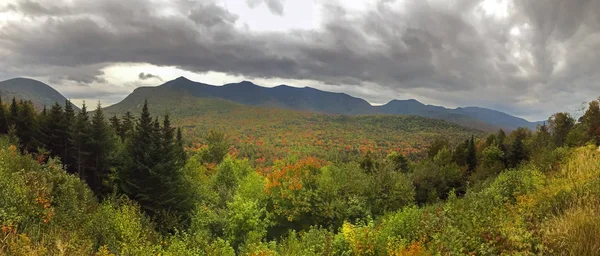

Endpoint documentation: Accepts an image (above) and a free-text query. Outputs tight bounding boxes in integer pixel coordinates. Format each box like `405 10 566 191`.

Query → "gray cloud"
1 0 599 120
247 0 284 15
138 72 162 81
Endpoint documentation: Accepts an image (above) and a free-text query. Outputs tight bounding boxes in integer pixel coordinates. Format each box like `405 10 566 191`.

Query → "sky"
1 0 599 121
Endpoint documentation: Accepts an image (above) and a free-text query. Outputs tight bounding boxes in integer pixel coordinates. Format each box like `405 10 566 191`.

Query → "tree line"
0 98 192 229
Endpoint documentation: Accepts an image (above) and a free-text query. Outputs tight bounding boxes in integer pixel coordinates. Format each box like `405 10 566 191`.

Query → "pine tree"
0 97 8 134
15 100 38 152
8 97 18 127
70 102 92 178
109 115 121 133
507 129 529 168
466 135 477 176
89 102 117 197
36 105 51 149
119 101 192 230
452 139 469 167
63 100 76 169
44 103 68 160
119 111 135 140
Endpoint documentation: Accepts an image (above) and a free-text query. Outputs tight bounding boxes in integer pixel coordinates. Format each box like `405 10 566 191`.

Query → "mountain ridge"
119 77 541 131
0 77 543 131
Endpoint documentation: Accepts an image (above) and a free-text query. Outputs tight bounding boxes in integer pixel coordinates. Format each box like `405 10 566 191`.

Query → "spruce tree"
44 103 68 160
89 102 117 197
63 100 76 169
15 100 37 152
466 135 477 176
70 102 92 178
8 97 18 127
119 101 192 230
0 97 8 134
109 115 121 134
119 111 135 140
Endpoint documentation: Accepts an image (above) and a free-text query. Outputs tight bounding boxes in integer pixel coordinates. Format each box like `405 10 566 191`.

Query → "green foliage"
412 148 464 205
549 112 575 147
204 130 229 164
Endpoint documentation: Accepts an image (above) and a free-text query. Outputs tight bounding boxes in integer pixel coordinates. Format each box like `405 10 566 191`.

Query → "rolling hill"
0 78 74 109
103 87 485 164
118 77 541 131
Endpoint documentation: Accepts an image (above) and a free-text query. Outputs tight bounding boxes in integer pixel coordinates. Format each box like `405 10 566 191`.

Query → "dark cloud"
138 72 162 81
1 0 599 119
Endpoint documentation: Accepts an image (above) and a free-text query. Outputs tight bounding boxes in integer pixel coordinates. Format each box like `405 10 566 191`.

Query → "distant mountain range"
121 77 542 131
0 77 543 131
0 78 74 109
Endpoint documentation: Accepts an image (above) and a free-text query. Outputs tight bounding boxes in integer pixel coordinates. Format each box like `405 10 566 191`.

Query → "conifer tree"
466 135 477 176
89 102 117 197
62 100 76 168
119 111 135 140
119 101 192 229
70 102 92 178
109 115 121 134
44 103 68 160
0 97 8 134
15 100 37 152
8 97 18 127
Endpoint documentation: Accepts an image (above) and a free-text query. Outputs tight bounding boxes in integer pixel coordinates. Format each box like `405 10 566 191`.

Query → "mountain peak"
174 76 191 82
387 99 424 105
239 80 257 85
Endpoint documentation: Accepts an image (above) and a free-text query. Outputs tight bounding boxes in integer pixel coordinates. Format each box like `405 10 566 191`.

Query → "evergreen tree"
36 105 50 148
119 100 192 230
109 115 121 134
63 100 76 169
15 100 37 152
44 103 69 161
8 97 18 127
89 102 117 197
466 135 477 176
452 139 469 167
119 111 135 140
507 128 529 168
70 102 92 178
0 97 8 134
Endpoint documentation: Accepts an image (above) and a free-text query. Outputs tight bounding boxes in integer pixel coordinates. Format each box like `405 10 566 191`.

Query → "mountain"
377 100 543 130
161 77 374 115
0 78 73 109
111 77 540 131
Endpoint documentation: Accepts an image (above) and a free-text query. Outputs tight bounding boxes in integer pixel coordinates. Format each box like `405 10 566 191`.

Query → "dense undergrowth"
1 136 599 255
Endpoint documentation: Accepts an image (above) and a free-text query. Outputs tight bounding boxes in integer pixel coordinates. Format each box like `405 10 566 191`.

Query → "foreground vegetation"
1 96 600 255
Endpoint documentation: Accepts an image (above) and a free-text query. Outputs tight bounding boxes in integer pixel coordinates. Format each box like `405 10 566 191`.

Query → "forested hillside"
1 94 600 255
103 89 484 164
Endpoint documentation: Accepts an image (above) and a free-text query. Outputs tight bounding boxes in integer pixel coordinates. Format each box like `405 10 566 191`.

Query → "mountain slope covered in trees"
103 88 485 164
0 78 74 109
119 76 541 130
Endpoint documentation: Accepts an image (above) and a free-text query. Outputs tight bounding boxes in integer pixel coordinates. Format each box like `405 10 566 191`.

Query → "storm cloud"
1 0 599 120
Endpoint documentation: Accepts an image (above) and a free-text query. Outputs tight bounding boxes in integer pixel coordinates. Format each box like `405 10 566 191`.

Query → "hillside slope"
115 77 540 131
0 78 73 109
104 87 485 162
